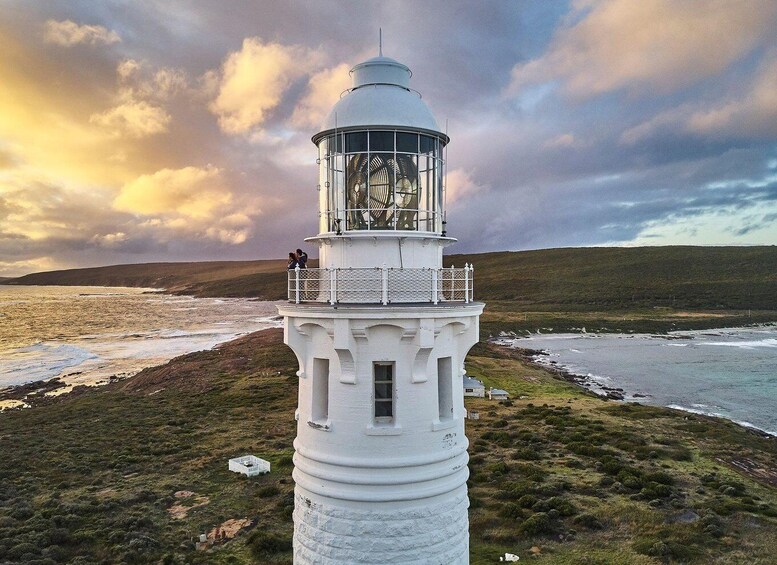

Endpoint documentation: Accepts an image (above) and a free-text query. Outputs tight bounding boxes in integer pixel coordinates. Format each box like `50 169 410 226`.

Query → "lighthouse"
278 51 483 564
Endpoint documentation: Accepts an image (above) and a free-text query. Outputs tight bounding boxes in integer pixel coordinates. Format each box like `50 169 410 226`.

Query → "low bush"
519 512 553 536
247 531 293 557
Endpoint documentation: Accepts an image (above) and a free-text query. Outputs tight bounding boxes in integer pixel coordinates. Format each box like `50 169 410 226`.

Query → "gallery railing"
287 265 474 305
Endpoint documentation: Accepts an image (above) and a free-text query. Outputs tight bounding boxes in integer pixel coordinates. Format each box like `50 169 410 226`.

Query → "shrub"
487 461 510 476
511 447 542 461
499 503 523 520
573 513 604 530
643 471 675 485
276 454 294 468
248 532 292 557
257 485 280 498
640 482 672 500
8 542 40 559
519 512 553 536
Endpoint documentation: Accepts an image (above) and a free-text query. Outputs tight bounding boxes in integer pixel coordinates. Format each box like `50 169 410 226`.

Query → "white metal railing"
288 264 474 305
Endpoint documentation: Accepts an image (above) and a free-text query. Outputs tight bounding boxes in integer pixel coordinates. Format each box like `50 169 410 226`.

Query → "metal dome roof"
317 56 444 137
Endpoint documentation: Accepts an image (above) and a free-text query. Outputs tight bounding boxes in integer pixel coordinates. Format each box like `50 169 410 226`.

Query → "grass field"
1 330 775 564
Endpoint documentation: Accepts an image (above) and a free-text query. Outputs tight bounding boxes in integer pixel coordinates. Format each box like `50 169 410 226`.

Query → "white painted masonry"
279 53 483 564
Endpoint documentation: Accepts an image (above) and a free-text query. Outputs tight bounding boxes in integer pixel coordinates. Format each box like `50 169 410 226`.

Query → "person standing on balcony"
296 248 308 269
287 252 299 270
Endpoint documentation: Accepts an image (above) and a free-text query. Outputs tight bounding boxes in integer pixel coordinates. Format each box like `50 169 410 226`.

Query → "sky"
0 0 776 277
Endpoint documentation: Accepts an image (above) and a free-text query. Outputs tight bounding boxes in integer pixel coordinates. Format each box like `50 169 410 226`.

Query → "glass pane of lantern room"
328 133 342 155
436 150 443 232
396 132 418 153
318 142 328 233
419 150 433 232
332 153 345 230
346 153 368 230
370 130 394 152
420 134 435 154
395 153 418 230
346 132 367 153
368 153 394 229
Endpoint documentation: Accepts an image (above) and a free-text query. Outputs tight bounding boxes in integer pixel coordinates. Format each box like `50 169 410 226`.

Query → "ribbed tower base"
293 486 469 564
279 302 482 565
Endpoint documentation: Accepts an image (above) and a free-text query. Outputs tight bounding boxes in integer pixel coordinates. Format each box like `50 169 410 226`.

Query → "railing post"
464 263 470 303
294 266 300 304
469 265 475 302
432 268 439 304
381 263 388 305
330 267 337 304
450 264 454 301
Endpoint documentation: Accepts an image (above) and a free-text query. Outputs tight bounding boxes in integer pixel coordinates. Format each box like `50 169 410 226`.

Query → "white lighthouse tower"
278 51 483 564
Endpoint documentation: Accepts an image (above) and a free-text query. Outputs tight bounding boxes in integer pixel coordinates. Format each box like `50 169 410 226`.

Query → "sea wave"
0 343 98 387
668 404 776 436
701 338 777 349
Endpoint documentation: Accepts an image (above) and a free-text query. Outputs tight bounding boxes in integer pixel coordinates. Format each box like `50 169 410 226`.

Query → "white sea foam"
0 343 99 386
701 338 777 349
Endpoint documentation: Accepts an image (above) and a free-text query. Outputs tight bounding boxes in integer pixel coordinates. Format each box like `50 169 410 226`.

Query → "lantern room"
312 56 449 236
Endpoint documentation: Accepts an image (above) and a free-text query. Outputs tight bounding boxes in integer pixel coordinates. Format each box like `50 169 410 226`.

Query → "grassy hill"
444 246 777 310
4 246 777 332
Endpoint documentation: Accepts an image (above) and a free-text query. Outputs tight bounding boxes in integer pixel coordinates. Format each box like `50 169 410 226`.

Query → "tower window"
373 362 394 422
311 358 329 423
437 357 453 421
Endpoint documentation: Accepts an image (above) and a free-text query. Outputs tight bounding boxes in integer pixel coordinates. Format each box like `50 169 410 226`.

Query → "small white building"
228 455 270 477
463 376 485 397
488 388 510 401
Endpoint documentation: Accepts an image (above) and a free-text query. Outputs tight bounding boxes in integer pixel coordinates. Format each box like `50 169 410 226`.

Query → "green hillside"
5 246 777 332
445 246 777 310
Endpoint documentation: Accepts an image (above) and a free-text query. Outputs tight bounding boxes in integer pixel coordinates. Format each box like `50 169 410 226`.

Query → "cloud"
622 52 777 144
114 166 230 219
687 54 777 138
210 37 324 134
90 100 171 138
43 19 120 47
0 256 58 278
446 168 486 208
544 133 584 149
510 0 777 98
205 213 253 245
88 59 191 139
0 173 117 245
117 59 142 81
0 148 15 169
291 63 351 128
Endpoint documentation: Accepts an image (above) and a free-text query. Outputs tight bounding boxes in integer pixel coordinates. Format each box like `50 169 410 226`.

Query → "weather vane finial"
379 28 383 56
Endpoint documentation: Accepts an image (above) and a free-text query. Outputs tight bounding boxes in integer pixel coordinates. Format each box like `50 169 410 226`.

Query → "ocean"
505 327 777 436
0 286 281 403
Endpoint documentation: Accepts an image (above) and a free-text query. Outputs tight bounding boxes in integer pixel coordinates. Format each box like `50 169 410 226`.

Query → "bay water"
505 327 777 436
0 286 280 400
